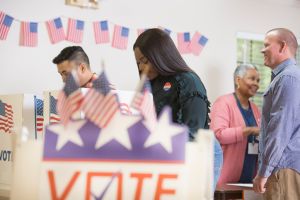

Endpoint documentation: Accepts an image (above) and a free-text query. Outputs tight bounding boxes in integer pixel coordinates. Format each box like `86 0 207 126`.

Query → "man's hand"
253 175 268 193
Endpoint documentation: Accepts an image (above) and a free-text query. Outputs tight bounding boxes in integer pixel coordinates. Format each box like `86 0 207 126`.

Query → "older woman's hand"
243 126 260 137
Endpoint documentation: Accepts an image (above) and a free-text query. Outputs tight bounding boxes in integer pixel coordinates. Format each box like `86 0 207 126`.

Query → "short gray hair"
234 64 257 89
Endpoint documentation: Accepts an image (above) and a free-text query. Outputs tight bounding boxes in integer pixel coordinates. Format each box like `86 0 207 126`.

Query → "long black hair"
133 28 192 76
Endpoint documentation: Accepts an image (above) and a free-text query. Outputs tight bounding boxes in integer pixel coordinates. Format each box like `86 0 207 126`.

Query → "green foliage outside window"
237 38 271 110
237 38 300 110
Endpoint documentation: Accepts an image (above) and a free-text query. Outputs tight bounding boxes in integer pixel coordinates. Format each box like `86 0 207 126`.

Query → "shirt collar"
272 58 296 77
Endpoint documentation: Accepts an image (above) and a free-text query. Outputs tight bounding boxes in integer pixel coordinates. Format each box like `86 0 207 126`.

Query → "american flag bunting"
46 17 65 44
66 18 84 43
177 32 191 54
93 20 110 44
189 31 208 56
0 11 14 40
20 21 38 47
112 25 129 50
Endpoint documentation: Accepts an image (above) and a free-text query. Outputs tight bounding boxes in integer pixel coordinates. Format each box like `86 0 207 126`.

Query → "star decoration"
47 120 86 151
95 111 141 150
141 117 157 133
143 107 187 153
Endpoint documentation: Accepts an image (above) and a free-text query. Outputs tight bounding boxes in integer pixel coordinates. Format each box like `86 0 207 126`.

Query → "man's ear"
79 63 86 73
279 41 287 53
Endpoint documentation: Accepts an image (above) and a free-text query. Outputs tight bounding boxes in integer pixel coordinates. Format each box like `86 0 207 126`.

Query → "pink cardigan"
210 93 261 186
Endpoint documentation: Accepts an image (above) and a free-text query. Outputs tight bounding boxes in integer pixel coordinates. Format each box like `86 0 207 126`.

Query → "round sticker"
163 82 172 91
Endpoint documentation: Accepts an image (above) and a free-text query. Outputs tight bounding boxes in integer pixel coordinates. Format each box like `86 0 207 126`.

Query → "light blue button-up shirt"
258 58 300 177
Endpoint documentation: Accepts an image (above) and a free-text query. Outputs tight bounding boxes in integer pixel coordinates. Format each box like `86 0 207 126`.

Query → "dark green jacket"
150 71 210 141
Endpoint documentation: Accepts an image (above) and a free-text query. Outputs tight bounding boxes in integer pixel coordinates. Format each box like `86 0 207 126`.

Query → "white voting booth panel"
0 94 23 198
0 93 47 199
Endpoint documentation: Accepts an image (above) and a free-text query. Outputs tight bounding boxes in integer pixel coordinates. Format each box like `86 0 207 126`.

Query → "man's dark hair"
133 28 192 76
52 46 90 69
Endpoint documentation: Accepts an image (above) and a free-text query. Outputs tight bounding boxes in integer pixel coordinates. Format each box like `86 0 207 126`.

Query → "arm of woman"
181 94 208 141
210 96 245 145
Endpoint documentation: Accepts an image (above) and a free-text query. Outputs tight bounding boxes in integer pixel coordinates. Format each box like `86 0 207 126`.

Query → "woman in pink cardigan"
210 64 261 186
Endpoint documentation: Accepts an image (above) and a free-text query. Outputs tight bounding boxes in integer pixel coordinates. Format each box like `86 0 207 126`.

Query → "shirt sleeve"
259 75 300 177
210 96 244 145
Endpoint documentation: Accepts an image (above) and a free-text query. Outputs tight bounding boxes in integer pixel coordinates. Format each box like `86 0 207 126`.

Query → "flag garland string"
0 10 208 55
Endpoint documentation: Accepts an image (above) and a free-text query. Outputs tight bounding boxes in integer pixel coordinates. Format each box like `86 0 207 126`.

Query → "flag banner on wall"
67 18 84 43
112 25 129 49
0 11 14 40
19 21 38 47
49 95 60 124
34 96 44 138
177 32 192 54
0 100 14 133
45 17 65 44
93 20 110 44
190 31 208 56
0 10 208 55
82 71 120 128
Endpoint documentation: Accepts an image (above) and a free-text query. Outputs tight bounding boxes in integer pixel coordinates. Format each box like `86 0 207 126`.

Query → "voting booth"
1 88 215 200
9 127 214 200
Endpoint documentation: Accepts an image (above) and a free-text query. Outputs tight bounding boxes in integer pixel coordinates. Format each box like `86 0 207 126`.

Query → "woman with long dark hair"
134 28 209 139
133 28 223 189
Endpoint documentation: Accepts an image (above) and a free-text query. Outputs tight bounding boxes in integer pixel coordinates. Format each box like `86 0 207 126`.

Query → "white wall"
1 0 300 102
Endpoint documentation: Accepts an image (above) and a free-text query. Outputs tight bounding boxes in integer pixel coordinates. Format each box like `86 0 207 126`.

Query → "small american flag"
0 100 14 133
112 25 129 50
0 11 13 40
49 95 60 124
82 71 120 128
131 74 157 129
46 17 65 44
177 32 191 54
20 21 38 47
34 97 44 138
189 31 208 56
66 18 84 43
120 103 132 115
57 72 83 126
93 20 110 44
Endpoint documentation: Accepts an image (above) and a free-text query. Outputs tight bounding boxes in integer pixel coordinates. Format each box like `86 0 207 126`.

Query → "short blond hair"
268 28 298 56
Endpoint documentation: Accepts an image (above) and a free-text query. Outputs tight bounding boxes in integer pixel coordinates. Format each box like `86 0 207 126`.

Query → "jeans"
213 139 223 190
